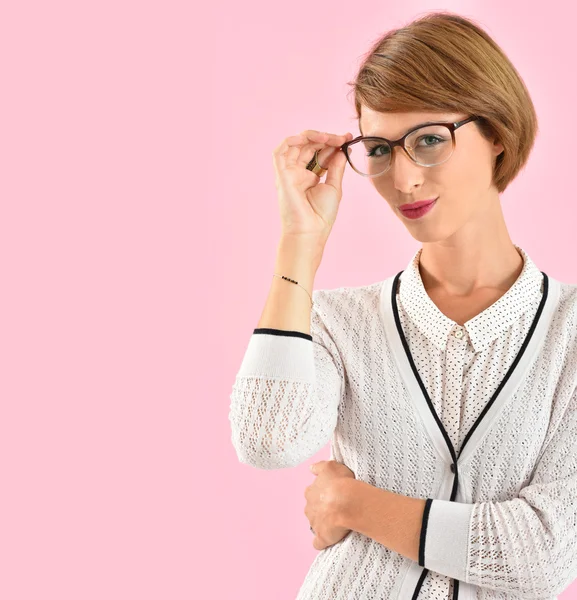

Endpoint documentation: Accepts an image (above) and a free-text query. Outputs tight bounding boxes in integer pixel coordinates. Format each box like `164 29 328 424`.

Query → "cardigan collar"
397 244 545 354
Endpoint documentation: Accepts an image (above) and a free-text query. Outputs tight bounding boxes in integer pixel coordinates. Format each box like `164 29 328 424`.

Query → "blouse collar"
397 244 545 353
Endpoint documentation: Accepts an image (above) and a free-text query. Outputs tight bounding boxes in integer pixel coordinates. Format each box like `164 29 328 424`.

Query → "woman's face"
358 106 504 242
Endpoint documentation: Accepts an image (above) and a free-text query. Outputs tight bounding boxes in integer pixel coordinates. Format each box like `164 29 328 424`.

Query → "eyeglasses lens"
346 124 454 177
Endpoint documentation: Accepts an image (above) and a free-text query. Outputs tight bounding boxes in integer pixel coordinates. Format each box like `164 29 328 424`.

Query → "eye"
366 144 390 157
416 135 445 147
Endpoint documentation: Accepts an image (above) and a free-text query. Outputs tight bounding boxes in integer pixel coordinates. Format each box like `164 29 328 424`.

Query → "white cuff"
237 332 315 381
419 498 475 582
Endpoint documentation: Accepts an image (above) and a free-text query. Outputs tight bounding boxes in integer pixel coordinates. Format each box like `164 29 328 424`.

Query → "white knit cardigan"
229 245 577 600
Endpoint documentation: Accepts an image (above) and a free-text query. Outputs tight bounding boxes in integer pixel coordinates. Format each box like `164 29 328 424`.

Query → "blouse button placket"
444 326 469 453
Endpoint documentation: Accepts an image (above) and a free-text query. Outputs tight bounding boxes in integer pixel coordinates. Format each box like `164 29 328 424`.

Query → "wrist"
275 236 325 283
336 478 369 530
277 234 326 261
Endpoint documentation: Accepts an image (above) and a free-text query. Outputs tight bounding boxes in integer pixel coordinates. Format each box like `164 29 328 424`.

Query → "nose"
390 146 425 189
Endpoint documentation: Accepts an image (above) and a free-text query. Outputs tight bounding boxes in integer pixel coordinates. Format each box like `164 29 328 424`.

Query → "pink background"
1 1 576 599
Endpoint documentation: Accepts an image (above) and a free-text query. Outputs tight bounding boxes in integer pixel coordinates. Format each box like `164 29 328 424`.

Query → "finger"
296 133 350 168
315 146 338 169
275 134 331 172
325 146 349 191
274 132 352 173
272 134 308 174
313 536 325 551
285 143 312 170
300 131 347 147
296 141 331 169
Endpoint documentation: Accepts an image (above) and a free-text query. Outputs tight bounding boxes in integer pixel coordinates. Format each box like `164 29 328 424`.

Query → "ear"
492 138 504 157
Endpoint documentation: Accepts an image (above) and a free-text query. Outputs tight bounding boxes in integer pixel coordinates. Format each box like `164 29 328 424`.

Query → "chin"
406 231 441 244
402 221 450 244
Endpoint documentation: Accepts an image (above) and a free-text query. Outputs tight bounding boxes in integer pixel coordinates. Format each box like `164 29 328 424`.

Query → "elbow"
232 446 302 470
230 428 331 470
538 537 577 598
517 556 573 599
228 387 338 470
548 570 576 599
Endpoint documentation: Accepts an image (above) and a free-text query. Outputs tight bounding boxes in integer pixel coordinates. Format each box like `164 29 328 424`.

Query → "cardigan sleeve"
228 291 345 470
418 388 577 599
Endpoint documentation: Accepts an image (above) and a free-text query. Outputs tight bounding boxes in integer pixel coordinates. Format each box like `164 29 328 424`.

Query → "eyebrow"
359 120 447 138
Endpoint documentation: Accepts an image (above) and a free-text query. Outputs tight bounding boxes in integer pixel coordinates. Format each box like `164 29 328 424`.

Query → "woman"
229 10 577 600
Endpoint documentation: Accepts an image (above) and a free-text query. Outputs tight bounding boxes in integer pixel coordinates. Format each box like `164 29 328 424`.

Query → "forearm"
338 479 427 563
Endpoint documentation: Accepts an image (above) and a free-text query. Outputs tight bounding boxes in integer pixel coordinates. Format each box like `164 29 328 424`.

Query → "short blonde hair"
346 11 538 193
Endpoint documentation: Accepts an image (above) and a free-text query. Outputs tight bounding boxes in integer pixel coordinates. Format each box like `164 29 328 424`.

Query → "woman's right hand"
272 130 354 241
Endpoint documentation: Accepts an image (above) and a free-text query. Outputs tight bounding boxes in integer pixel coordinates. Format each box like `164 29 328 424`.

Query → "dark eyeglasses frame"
339 115 480 178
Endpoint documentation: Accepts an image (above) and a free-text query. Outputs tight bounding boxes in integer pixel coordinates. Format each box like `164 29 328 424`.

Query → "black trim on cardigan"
391 269 550 600
253 327 313 341
418 498 433 567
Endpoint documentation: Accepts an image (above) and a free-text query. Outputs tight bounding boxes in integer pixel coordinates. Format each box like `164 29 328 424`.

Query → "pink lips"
399 198 438 220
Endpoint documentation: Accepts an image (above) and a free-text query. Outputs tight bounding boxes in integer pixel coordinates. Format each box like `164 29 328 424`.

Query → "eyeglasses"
340 116 480 178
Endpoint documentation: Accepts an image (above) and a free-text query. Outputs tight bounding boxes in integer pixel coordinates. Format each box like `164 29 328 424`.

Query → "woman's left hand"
305 459 357 551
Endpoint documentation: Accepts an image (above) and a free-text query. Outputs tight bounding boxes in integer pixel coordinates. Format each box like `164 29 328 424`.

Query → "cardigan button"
450 464 456 473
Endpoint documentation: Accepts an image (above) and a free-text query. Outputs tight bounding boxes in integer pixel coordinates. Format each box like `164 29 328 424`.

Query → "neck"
417 198 524 297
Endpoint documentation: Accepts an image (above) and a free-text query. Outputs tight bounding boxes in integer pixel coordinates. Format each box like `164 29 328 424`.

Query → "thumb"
324 146 348 192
